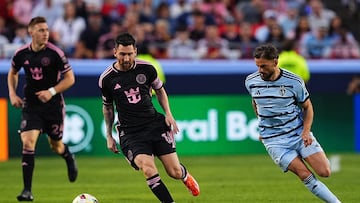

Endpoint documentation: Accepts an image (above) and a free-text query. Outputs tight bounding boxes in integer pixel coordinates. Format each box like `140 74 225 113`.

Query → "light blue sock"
303 174 341 203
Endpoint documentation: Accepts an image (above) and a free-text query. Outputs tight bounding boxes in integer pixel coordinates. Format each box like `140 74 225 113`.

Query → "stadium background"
0 59 359 160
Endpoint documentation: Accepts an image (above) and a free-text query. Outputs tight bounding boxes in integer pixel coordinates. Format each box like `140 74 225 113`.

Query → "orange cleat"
183 173 200 196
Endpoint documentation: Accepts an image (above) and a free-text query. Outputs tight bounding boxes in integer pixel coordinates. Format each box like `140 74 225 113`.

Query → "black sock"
146 174 174 203
61 144 70 158
61 144 73 163
22 149 35 191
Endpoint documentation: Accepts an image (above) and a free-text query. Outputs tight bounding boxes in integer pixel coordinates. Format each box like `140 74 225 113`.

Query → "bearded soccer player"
7 16 77 201
98 33 200 203
245 43 341 203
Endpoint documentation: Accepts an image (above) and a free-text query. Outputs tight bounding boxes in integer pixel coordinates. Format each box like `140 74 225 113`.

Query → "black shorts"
20 105 64 141
117 116 176 170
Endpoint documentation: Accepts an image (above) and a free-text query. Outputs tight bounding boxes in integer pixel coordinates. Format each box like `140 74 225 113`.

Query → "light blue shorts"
262 132 324 172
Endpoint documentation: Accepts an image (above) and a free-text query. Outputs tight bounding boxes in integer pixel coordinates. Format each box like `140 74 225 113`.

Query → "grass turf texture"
0 154 359 203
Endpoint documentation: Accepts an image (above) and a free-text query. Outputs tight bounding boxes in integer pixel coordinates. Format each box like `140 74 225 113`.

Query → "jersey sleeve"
59 55 72 74
295 79 310 103
98 74 113 106
149 65 163 90
48 42 72 73
11 51 23 72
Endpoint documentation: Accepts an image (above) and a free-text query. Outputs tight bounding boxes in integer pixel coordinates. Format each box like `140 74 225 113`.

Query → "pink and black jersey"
98 59 164 127
11 42 72 106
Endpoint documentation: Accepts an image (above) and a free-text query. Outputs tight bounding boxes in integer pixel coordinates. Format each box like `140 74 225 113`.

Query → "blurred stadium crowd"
0 0 360 60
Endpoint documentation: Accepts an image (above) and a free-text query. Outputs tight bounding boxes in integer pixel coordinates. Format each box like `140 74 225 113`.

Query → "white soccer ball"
72 193 99 203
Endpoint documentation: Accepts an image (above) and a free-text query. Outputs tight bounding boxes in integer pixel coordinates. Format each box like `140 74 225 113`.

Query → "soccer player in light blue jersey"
245 43 341 203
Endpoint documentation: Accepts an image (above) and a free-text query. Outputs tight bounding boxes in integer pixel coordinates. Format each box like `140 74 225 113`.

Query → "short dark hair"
115 33 136 48
253 43 279 60
28 16 47 28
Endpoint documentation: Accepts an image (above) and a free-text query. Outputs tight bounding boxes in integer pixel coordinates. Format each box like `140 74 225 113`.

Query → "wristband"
48 87 57 96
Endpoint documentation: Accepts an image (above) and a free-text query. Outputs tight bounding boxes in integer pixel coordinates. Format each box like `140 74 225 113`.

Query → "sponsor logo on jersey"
136 74 146 84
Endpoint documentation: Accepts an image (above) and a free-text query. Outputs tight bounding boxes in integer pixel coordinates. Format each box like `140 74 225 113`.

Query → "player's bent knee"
317 167 331 178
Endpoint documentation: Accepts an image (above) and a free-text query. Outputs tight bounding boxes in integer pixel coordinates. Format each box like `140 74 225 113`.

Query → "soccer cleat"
66 154 78 182
183 173 200 196
17 189 34 201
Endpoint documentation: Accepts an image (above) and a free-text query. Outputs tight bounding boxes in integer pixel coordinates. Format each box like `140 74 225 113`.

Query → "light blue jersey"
245 69 323 172
245 69 310 140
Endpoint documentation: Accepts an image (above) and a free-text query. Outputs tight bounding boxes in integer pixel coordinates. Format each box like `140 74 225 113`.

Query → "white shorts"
262 132 324 172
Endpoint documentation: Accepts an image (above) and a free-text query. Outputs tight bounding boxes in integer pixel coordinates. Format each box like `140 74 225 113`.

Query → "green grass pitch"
0 154 359 203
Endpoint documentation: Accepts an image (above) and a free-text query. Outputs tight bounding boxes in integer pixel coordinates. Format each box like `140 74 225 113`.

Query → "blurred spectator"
12 0 33 25
188 10 208 42
238 22 259 59
0 16 13 42
100 0 127 24
96 21 123 59
52 1 86 57
328 24 360 59
169 0 192 19
307 0 336 32
132 24 154 59
278 39 310 83
12 24 31 45
219 16 241 50
73 0 88 19
300 25 333 58
278 1 300 39
167 24 196 59
235 0 264 24
328 15 346 39
341 0 360 18
199 0 229 25
0 0 15 27
151 19 172 58
254 9 279 43
176 2 215 35
122 10 140 38
83 0 102 11
138 0 156 23
126 0 142 13
340 0 360 42
31 0 64 28
294 15 311 50
155 2 175 35
0 33 10 58
265 23 286 51
196 24 239 59
74 11 107 58
347 75 360 95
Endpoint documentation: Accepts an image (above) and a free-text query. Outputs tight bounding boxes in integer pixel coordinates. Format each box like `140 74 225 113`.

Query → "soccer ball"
72 193 98 203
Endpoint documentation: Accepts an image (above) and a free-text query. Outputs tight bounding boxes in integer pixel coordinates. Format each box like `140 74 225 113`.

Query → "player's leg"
134 154 175 203
17 130 40 201
304 136 332 177
159 153 200 196
48 138 78 182
288 157 341 203
45 107 78 182
299 134 341 202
